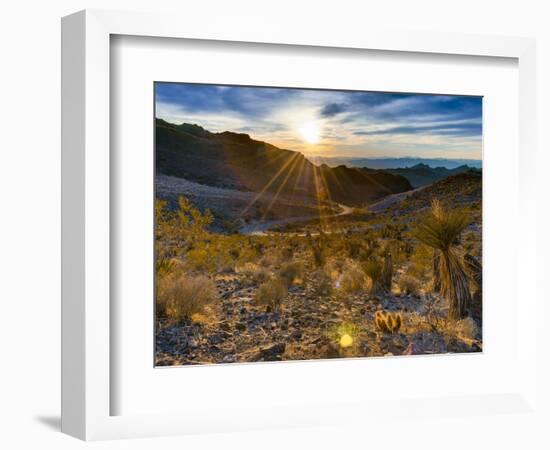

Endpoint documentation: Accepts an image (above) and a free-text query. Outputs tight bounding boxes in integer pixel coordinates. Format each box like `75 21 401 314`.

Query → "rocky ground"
155 271 482 366
155 171 483 366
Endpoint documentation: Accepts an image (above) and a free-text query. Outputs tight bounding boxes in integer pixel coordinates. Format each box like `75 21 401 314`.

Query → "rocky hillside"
384 170 482 217
156 119 412 206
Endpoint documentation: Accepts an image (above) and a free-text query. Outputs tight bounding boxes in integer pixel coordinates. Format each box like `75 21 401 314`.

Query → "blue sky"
155 83 482 160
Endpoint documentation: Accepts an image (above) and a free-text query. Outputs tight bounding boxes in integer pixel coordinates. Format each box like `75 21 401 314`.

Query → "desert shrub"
184 235 256 274
312 268 334 296
426 315 481 348
374 310 402 334
311 242 326 267
228 247 240 260
277 261 304 288
258 251 281 268
451 316 479 341
255 277 287 310
307 232 326 268
346 236 364 259
235 262 271 285
281 246 294 261
210 237 241 272
338 261 366 294
234 243 259 266
175 196 213 241
155 198 172 241
156 273 218 323
252 239 266 256
398 273 421 296
184 247 212 272
281 236 301 260
363 259 386 296
383 239 407 266
381 223 403 240
326 257 346 274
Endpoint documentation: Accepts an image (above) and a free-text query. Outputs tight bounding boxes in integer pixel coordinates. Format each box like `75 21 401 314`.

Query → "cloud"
355 122 482 138
320 103 347 117
366 95 482 122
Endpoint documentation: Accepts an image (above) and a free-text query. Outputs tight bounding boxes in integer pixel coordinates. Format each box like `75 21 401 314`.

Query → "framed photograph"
153 82 483 367
62 9 538 441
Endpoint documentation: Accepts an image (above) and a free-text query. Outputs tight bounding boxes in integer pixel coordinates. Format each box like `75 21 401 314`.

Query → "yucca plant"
413 200 471 319
364 259 386 297
432 251 441 292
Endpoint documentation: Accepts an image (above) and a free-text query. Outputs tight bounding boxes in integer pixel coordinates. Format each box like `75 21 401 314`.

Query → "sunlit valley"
154 84 482 365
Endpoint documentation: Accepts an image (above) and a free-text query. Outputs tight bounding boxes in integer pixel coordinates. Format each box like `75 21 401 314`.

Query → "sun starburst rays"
239 152 301 218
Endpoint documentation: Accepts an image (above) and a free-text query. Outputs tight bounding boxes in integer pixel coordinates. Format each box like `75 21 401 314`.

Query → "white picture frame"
61 9 538 441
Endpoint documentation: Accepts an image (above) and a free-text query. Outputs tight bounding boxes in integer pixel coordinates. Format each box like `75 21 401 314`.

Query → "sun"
298 121 320 144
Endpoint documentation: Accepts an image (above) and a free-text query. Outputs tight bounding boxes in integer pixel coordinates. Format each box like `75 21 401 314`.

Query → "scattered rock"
319 342 340 359
290 330 302 340
246 343 286 362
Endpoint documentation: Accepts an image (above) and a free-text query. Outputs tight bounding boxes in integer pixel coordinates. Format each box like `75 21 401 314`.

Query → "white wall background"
0 1 548 449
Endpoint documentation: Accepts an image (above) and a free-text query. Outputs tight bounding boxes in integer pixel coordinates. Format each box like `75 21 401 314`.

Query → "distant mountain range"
155 120 413 206
308 156 482 170
386 164 480 188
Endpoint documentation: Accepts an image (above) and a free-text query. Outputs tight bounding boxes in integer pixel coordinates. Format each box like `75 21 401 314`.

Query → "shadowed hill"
155 119 413 206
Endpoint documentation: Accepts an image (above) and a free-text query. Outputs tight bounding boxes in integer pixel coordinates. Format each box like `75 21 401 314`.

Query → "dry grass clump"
277 261 304 288
407 244 433 282
398 273 421 296
338 261 366 294
405 305 479 346
325 257 346 275
255 277 287 310
346 236 367 259
446 316 479 342
280 245 295 261
258 252 281 269
156 273 218 323
374 310 403 334
235 262 271 285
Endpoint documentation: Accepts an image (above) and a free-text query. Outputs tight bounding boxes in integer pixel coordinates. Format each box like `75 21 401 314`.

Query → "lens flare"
339 333 353 348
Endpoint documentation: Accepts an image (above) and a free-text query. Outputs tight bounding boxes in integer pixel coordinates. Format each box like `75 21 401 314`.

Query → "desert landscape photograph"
154 83 482 366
